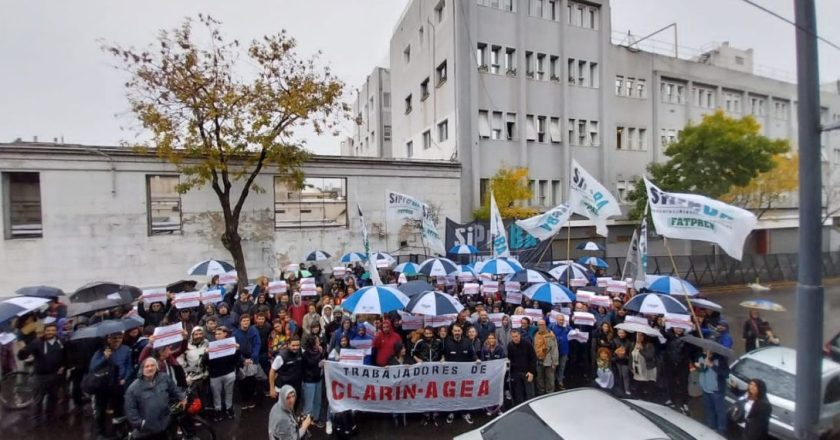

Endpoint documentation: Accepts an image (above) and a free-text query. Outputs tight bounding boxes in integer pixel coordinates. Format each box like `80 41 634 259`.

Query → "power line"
740 0 840 51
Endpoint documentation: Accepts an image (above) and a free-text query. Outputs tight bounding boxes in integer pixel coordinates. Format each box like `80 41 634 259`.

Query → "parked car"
454 388 723 440
824 331 840 363
726 346 840 439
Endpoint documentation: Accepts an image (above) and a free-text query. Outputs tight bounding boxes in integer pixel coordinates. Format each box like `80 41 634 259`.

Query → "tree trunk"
221 220 248 287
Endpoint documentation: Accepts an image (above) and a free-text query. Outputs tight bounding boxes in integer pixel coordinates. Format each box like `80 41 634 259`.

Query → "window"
568 118 576 144
145 175 181 236
568 59 597 87
578 120 587 146
421 78 430 100
491 112 503 140
506 112 516 140
537 116 547 142
639 128 647 151
568 119 598 146
479 110 491 138
548 0 559 20
403 45 411 64
549 56 559 81
589 62 599 88
735 56 745 65
775 100 789 120
660 128 679 146
526 115 537 141
589 121 599 146
568 1 598 29
825 376 840 404
693 85 716 109
406 141 414 158
477 43 487 68
636 79 646 98
382 92 391 108
504 48 516 74
551 180 561 205
628 127 636 150
615 76 623 95
423 130 432 150
549 117 561 143
530 0 543 18
419 26 424 45
731 358 795 402
750 97 766 116
384 125 392 141
435 0 445 22
528 180 536 205
275 177 347 229
616 126 624 150
3 172 43 239
436 61 448 85
405 94 412 114
490 46 501 74
526 52 534 77
625 77 634 96
538 180 548 205
438 120 449 142
578 60 586 85
536 54 546 80
724 90 743 113
567 58 576 84
661 79 686 104
502 0 514 11
479 178 489 206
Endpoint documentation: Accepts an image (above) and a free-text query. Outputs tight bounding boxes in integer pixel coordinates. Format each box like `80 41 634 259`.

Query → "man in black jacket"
506 329 536 406
21 322 66 419
442 326 478 425
412 326 444 426
269 335 303 411
664 327 694 414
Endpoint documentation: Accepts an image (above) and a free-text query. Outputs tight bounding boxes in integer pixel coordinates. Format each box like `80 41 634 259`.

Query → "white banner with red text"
324 359 506 413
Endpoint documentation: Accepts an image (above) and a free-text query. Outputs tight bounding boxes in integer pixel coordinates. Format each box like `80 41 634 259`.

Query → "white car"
454 388 723 440
725 346 840 439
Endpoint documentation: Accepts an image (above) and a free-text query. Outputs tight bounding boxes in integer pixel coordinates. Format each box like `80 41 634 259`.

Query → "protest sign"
350 338 373 354
510 315 526 328
400 314 424 330
300 285 318 297
505 291 522 305
570 278 589 287
572 312 596 327
625 315 649 325
665 313 694 331
338 349 366 365
333 267 348 277
300 277 316 286
268 281 287 294
576 290 595 303
524 308 543 321
286 263 300 272
173 291 201 309
504 281 521 292
219 271 238 284
0 332 16 345
201 289 223 304
488 313 504 327
589 295 612 308
142 288 167 306
607 279 628 294
462 283 480 295
153 323 184 348
208 337 237 360
597 277 612 287
324 359 506 413
568 329 590 343
424 315 455 328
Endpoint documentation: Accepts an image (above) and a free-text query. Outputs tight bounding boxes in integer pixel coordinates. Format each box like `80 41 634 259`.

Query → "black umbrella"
167 280 198 293
71 282 142 303
681 335 734 359
70 319 134 340
67 293 134 317
397 280 434 297
15 285 65 299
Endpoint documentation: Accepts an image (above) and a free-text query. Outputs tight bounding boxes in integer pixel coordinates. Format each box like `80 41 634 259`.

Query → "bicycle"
126 382 216 440
0 363 35 410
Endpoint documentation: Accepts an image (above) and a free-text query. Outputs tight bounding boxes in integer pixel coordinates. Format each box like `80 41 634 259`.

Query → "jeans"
554 355 567 387
211 372 236 411
536 365 556 395
302 381 323 422
703 391 727 435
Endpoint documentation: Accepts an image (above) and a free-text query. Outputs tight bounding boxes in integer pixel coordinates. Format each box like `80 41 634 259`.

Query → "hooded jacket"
178 332 209 380
215 303 238 330
125 371 185 436
494 317 513 348
288 294 308 328
269 385 301 440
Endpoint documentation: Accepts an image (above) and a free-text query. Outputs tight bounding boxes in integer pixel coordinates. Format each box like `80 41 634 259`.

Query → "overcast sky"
1 0 838 155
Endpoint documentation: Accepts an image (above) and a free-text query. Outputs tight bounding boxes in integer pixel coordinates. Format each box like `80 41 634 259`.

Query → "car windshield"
731 357 795 401
480 403 563 440
618 400 695 440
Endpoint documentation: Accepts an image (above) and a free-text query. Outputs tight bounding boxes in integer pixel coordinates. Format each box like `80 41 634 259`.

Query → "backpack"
81 361 117 394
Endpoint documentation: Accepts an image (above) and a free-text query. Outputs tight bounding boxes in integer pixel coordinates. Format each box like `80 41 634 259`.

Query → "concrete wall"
0 144 461 292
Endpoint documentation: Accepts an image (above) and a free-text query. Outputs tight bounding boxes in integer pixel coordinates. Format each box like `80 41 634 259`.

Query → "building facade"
340 67 394 157
0 143 461 291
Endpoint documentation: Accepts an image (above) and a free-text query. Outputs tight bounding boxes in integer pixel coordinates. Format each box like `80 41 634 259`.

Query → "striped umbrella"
371 252 396 262
680 297 722 311
304 250 331 262
453 264 479 281
406 291 464 316
0 296 50 324
341 285 410 315
740 299 786 312
576 241 605 251
624 293 688 315
394 262 422 275
646 276 699 296
448 244 479 255
577 256 609 269
188 259 235 276
548 263 590 283
417 257 459 277
477 257 523 275
522 282 576 304
339 252 367 263
505 269 554 284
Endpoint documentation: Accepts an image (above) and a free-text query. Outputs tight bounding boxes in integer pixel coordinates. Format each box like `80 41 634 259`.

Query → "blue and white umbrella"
477 257 524 275
548 263 590 283
371 252 396 263
304 250 331 262
406 291 464 316
0 296 50 324
577 256 609 269
417 257 459 277
646 275 699 296
624 293 688 315
341 285 410 315
188 259 235 276
453 264 479 281
339 252 368 263
448 244 479 255
522 282 576 304
576 241 605 251
394 262 422 275
505 269 554 284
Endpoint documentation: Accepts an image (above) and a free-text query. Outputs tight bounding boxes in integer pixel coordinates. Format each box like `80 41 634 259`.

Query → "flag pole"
662 236 703 339
566 222 572 286
628 203 650 287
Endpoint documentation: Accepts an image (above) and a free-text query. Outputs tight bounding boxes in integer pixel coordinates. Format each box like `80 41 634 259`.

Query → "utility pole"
794 0 823 438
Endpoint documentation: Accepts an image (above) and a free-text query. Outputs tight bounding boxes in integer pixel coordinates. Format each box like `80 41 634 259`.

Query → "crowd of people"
3 259 776 440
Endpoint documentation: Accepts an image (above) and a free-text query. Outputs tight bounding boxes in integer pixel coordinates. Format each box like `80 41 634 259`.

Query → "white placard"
481 285 498 295
505 291 523 304
142 288 167 306
524 308 543 321
570 278 589 287
462 283 480 295
510 315 526 328
597 277 612 287
560 307 572 315
482 280 499 288
568 329 590 343
488 313 504 327
589 295 612 308
424 315 454 328
338 348 366 365
504 281 521 292
457 273 475 282
607 279 628 294
286 263 300 272
153 323 184 348
400 314 424 330
665 313 694 331
268 281 287 294
208 337 237 359
376 260 392 268
625 315 649 325
173 291 201 309
201 289 223 304
572 311 596 327
219 271 238 284
333 267 347 277
299 277 316 285
350 338 373 354
576 290 595 303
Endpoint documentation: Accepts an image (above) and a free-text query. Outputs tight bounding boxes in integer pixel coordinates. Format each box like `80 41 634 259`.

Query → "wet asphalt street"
4 281 840 440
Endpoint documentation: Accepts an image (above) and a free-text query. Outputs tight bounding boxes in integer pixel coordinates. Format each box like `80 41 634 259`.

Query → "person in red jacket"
372 319 403 367
288 293 308 330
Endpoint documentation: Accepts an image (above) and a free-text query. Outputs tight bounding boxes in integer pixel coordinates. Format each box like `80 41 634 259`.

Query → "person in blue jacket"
350 324 374 365
548 313 571 389
89 331 133 438
233 314 262 410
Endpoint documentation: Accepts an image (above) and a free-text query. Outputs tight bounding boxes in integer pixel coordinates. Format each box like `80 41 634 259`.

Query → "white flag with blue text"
569 159 622 237
357 202 383 285
489 192 510 257
515 202 572 241
644 178 757 260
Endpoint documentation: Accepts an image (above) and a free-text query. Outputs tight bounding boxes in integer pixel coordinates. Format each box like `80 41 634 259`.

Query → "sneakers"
112 416 126 425
226 409 235 420
446 413 454 424
504 390 512 400
421 416 429 426
664 400 673 407
462 414 474 425
681 404 690 415
486 408 493 417
241 402 256 410
212 411 224 422
432 415 440 427
325 421 333 435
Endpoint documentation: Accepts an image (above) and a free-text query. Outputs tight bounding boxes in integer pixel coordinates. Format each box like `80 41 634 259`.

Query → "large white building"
344 0 840 256
340 67 393 157
0 143 461 291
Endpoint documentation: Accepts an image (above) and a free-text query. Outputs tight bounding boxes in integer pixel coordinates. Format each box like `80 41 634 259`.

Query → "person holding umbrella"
742 310 778 351
89 331 132 437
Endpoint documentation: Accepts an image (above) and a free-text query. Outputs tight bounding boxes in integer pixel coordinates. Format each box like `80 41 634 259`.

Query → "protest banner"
481 285 498 295
300 277 316 286
572 312 596 327
173 291 201 309
201 289 223 304
462 283 480 295
400 314 424 330
153 323 184 348
338 349 366 365
324 359 506 413
589 295 612 308
300 285 318 297
524 308 543 321
510 314 526 328
208 337 237 360
607 279 628 294
424 315 455 328
505 291 522 305
560 307 572 315
268 280 287 294
576 290 594 303
488 313 504 327
142 288 167 306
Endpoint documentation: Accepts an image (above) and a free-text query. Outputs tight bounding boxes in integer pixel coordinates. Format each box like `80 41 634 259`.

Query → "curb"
700 277 840 296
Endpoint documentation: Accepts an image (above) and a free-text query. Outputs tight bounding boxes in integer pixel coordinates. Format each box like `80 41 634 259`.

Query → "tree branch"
233 147 268 220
